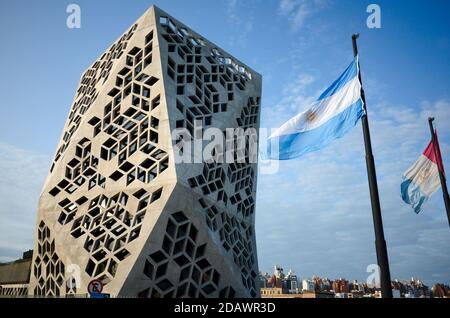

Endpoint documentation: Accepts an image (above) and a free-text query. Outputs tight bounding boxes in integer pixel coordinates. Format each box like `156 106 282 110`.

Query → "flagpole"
352 34 393 298
427 117 450 227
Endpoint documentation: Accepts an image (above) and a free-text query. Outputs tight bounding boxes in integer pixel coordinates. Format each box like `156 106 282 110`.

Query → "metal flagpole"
352 34 393 298
427 117 450 227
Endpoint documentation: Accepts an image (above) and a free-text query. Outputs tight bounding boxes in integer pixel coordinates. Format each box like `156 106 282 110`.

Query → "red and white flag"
401 133 445 213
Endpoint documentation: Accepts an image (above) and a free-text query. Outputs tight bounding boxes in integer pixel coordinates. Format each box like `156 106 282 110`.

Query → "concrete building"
273 265 284 279
261 288 333 299
284 270 298 294
29 6 261 298
258 272 271 289
301 290 335 298
0 251 32 297
260 287 303 298
260 287 283 297
392 289 401 298
332 278 350 293
302 279 315 292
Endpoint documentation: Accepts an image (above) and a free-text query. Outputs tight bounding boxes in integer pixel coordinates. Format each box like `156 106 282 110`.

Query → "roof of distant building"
0 258 32 284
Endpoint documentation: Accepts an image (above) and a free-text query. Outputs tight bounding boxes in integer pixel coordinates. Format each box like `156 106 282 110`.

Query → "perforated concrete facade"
29 6 261 298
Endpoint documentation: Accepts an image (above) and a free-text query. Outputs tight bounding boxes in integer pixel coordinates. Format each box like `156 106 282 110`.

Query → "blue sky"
0 0 449 285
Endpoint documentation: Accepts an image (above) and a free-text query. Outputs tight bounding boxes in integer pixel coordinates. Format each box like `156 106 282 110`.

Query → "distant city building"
392 289 401 298
258 272 270 289
349 279 363 292
302 279 315 292
260 266 300 297
391 278 431 298
332 279 349 293
312 276 332 292
260 266 443 299
301 290 335 298
0 251 32 297
284 270 298 294
260 287 283 297
273 265 284 279
373 290 382 298
431 284 450 298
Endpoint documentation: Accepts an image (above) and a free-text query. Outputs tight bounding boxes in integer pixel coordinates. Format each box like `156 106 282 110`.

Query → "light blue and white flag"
266 57 364 160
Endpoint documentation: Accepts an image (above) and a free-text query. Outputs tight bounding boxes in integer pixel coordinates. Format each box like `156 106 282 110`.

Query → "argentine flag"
267 57 364 160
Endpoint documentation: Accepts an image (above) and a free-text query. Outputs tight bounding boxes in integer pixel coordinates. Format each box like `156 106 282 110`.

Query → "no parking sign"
87 279 103 295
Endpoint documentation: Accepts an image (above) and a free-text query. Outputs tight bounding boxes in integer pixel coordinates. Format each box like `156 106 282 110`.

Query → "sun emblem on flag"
416 166 431 184
306 109 318 122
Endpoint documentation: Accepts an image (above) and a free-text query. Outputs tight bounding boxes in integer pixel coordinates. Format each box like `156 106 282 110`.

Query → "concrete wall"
29 5 261 298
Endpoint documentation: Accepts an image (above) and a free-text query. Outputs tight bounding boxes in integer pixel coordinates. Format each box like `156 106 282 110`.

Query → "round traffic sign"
87 279 103 294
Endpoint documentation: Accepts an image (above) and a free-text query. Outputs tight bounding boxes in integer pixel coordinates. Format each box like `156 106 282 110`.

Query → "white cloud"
261 72 319 130
278 0 330 32
226 0 255 48
420 99 450 135
279 0 297 16
227 0 240 25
